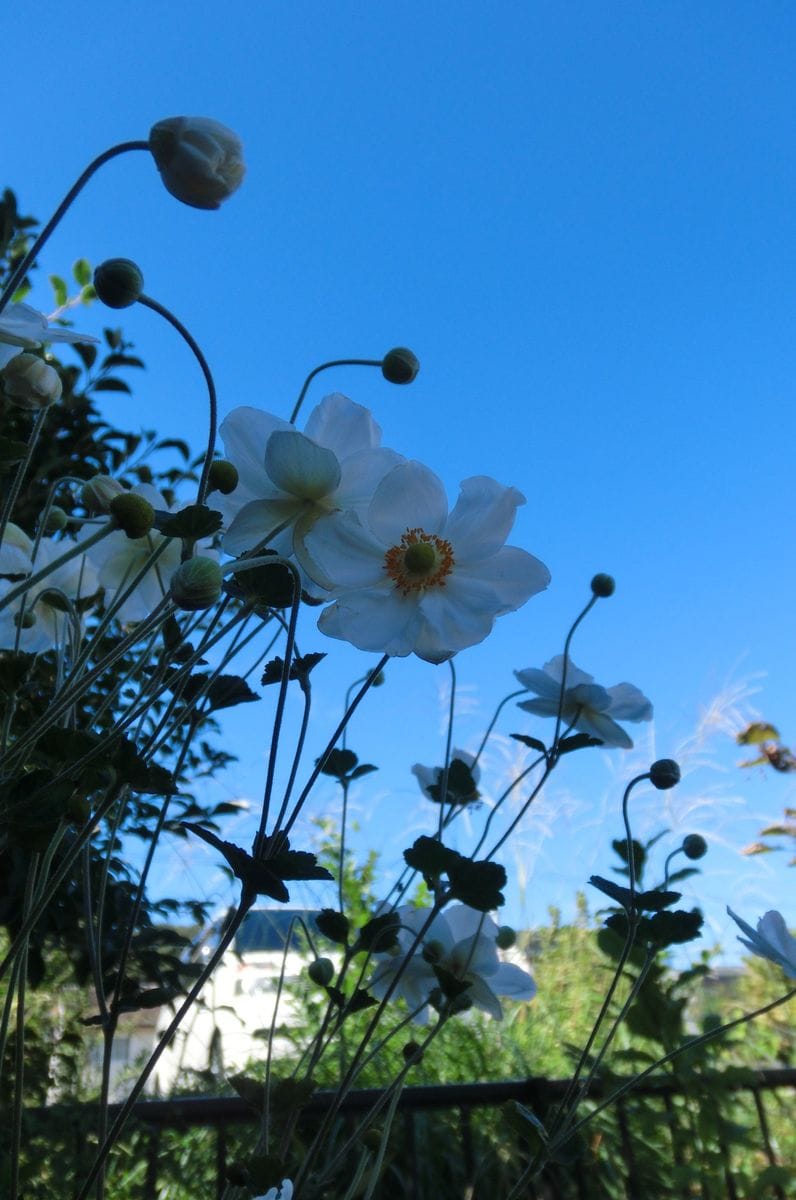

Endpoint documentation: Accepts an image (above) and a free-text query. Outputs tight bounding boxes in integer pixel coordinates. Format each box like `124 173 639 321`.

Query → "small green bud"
370 669 386 687
649 758 681 790
110 492 155 539
496 925 516 950
41 506 68 533
170 556 223 611
2 353 62 409
307 957 335 986
14 610 36 629
591 573 616 598
381 346 420 385
447 992 474 1015
682 833 707 860
422 939 445 964
208 459 239 495
93 258 144 309
82 475 125 515
402 1040 423 1064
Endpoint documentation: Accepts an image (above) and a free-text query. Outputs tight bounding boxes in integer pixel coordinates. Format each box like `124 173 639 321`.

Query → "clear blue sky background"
5 3 795 967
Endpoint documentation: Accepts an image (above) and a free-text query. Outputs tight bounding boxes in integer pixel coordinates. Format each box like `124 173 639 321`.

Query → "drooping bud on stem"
2 354 62 409
93 258 145 309
381 346 420 385
170 556 223 611
109 492 155 539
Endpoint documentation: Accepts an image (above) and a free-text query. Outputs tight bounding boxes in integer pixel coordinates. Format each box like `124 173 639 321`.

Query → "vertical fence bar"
662 1090 690 1200
215 1124 227 1200
143 1127 159 1200
751 1087 785 1200
458 1105 476 1199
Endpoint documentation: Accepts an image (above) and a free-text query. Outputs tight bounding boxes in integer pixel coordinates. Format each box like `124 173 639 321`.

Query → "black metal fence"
89 1068 795 1200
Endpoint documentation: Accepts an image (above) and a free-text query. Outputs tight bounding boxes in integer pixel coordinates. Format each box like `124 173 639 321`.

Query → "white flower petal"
219 406 289 500
368 461 449 545
490 961 537 1001
222 499 299 557
303 392 383 458
265 430 341 499
453 546 551 612
606 682 653 722
443 476 526 561
335 447 405 512
304 510 389 590
514 667 561 699
575 709 634 748
318 588 424 657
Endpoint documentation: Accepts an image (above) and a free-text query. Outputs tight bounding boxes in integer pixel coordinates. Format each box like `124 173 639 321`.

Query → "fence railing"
37 1068 796 1199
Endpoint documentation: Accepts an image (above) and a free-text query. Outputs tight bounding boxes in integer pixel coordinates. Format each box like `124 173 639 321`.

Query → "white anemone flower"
412 748 481 806
217 393 403 591
254 1181 293 1200
515 655 652 749
727 908 796 980
0 522 35 576
87 485 207 623
370 903 536 1024
0 535 98 653
0 302 99 369
303 460 550 664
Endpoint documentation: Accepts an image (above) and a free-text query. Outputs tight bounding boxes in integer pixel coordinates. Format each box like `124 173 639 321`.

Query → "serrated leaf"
156 504 223 539
589 875 680 912
447 856 506 911
315 909 350 945
182 673 259 713
404 835 458 878
93 377 131 393
356 911 401 953
183 825 332 902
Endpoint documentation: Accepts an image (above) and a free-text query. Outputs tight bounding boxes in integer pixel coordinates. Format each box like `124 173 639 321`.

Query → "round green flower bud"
307 957 335 986
496 925 516 950
82 475 125 515
381 346 420 385
591 573 616 598
402 1040 424 1064
208 459 239 495
649 758 681 790
41 506 68 533
170 557 223 611
2 353 62 409
93 258 145 309
447 992 474 1016
682 833 707 860
109 492 155 539
422 939 445 964
370 669 386 687
14 610 36 629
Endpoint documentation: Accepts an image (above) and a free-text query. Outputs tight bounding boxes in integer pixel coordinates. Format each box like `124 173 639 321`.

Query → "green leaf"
183 825 332 902
315 908 350 945
93 377 131 393
155 504 223 539
113 737 175 795
404 835 458 878
318 748 359 779
182 673 259 713
736 721 780 745
72 257 92 287
447 856 507 911
49 274 67 308
589 875 681 912
510 732 548 755
424 757 479 805
73 342 97 370
557 733 604 754
356 911 401 953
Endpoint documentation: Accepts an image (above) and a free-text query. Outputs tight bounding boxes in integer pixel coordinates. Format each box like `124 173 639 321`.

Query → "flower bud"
93 258 144 309
682 833 707 860
208 459 239 495
110 492 155 539
402 1040 423 1064
496 925 516 950
41 506 68 533
381 346 420 385
149 117 245 210
649 758 681 790
14 609 36 629
170 556 223 611
591 573 616 598
307 957 335 987
2 353 62 409
81 475 126 514
447 992 474 1015
422 939 445 964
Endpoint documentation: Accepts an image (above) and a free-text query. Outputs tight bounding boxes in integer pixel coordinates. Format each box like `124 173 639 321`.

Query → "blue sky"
5 3 796 965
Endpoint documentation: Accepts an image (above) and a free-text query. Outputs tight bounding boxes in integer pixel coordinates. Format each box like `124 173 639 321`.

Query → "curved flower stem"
289 358 383 424
136 294 218 507
0 520 116 614
472 687 528 770
8 861 36 1200
75 899 252 1200
437 659 457 838
552 593 599 749
279 654 390 842
0 407 49 551
0 139 149 317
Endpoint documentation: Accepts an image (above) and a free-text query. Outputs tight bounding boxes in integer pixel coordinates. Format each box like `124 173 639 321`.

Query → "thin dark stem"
472 687 528 769
0 407 49 551
255 567 302 849
0 140 149 317
289 358 383 424
437 659 457 838
136 294 218 507
552 593 598 748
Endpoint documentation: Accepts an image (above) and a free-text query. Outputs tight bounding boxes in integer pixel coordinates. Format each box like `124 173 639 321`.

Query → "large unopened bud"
110 492 155 539
94 258 144 309
2 353 62 409
81 475 126 515
170 556 223 611
381 346 420 385
149 117 245 210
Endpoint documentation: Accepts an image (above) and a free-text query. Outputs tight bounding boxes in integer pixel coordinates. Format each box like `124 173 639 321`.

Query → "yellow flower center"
384 528 455 595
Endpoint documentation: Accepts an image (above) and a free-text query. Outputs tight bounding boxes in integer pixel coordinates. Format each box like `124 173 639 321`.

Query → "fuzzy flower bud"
81 475 126 515
682 834 707 860
307 957 335 987
2 353 62 409
41 506 68 533
381 346 420 385
149 117 245 210
170 556 223 611
207 459 239 495
93 258 145 309
109 492 155 539
591 573 616 598
649 758 681 790
496 925 516 950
